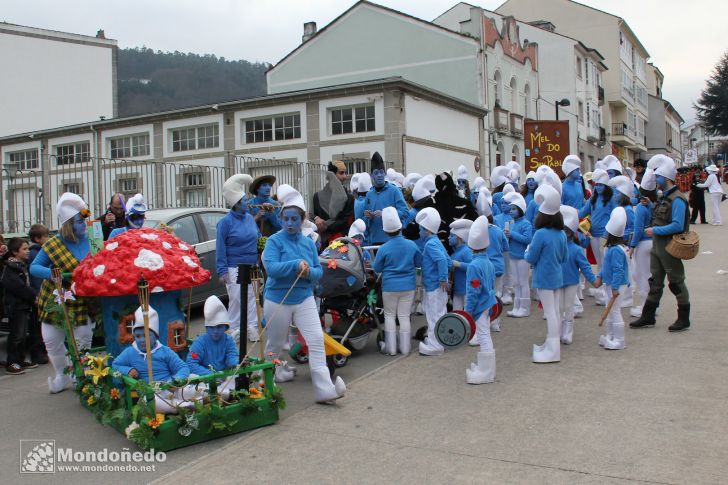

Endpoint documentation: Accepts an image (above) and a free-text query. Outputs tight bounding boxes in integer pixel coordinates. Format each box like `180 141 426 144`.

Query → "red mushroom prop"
73 228 211 296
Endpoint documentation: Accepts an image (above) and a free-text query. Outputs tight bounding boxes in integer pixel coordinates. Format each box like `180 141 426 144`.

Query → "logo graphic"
20 440 55 474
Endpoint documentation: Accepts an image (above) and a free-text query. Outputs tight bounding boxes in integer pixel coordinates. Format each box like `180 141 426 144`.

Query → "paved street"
2 207 728 484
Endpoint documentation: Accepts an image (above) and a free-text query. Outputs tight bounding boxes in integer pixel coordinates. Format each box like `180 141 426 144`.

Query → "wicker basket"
666 230 700 260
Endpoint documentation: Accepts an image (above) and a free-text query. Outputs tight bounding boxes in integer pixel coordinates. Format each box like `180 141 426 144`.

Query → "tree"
695 51 728 136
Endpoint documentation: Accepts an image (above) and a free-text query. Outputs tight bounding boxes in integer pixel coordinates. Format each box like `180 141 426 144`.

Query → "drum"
434 312 475 349
489 297 503 319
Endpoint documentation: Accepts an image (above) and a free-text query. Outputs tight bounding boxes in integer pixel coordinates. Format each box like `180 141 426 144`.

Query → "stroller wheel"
332 354 348 368
290 343 309 364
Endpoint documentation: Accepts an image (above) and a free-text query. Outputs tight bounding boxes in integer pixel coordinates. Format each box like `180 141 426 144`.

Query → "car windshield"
142 219 160 228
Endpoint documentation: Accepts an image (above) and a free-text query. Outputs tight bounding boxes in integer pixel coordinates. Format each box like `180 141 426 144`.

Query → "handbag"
666 230 700 260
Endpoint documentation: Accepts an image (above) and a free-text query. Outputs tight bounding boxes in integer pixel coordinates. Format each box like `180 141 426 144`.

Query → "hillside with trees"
118 47 269 117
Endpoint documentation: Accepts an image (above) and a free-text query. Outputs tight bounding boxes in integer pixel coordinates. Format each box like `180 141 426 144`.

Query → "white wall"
0 31 114 137
404 95 479 151
405 142 476 176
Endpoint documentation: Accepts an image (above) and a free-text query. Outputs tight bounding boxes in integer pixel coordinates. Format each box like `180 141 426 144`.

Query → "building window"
63 182 80 194
585 60 590 85
244 113 301 143
56 142 90 165
577 100 584 125
331 105 375 135
586 101 591 127
182 172 206 207
509 78 518 114
7 149 39 170
171 124 219 152
524 84 531 118
494 70 502 106
110 134 150 158
576 57 583 78
118 177 138 197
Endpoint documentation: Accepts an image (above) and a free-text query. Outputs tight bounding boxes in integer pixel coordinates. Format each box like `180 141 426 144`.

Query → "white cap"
476 187 492 217
348 219 366 238
706 164 719 173
467 216 490 251
473 176 485 190
382 206 402 232
592 169 610 185
302 220 319 243
457 164 469 181
595 159 608 171
654 157 677 181
394 171 405 187
223 174 253 207
415 207 441 234
403 172 422 189
386 168 398 184
125 193 147 215
490 166 510 187
277 184 306 212
412 177 433 202
535 184 561 215
506 161 521 173
605 206 627 238
640 168 657 191
504 192 526 213
536 166 562 195
133 306 160 337
350 173 360 193
507 168 520 184
449 218 472 242
204 295 230 327
609 175 634 197
562 155 581 176
502 184 516 196
647 154 670 170
526 171 537 180
603 155 623 174
560 205 579 233
57 192 88 225
357 172 372 192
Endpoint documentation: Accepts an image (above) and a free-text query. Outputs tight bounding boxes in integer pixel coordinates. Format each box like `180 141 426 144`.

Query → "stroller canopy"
317 237 366 298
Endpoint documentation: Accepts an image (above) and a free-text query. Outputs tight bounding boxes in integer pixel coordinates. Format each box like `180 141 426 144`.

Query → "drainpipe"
89 124 100 214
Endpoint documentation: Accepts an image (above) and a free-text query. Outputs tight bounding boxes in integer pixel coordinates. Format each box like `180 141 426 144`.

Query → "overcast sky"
3 0 724 124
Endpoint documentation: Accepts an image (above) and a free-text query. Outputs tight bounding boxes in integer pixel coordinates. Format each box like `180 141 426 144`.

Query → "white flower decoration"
152 286 164 293
162 242 172 249
92 264 105 277
134 249 164 270
179 243 189 251
182 255 198 268
106 242 119 250
141 233 159 240
110 279 117 284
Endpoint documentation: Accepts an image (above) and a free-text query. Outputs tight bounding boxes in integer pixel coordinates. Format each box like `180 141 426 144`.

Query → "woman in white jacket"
697 164 724 225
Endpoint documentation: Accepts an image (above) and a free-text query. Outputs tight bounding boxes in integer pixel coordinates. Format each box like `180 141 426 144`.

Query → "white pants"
452 294 464 312
502 254 514 295
560 285 578 322
509 258 530 303
589 237 608 302
423 289 448 351
711 192 722 224
225 266 258 331
603 285 626 341
475 313 493 352
383 291 415 333
42 321 94 378
633 240 653 300
538 289 560 339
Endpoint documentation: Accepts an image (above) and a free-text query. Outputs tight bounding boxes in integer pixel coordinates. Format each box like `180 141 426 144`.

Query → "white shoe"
595 298 606 306
604 323 626 350
48 374 71 394
629 306 642 318
466 351 496 384
587 288 597 297
398 332 411 355
274 365 295 383
500 294 513 305
532 337 560 363
490 319 501 332
418 339 444 356
380 330 397 356
599 334 607 347
312 367 345 403
512 298 530 318
468 334 479 347
248 326 260 343
560 320 574 345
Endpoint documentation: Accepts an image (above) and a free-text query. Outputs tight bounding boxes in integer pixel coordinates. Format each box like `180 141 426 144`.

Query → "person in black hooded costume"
434 172 478 252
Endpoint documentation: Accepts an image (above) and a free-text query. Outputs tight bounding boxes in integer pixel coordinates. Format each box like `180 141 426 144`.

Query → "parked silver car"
143 207 228 306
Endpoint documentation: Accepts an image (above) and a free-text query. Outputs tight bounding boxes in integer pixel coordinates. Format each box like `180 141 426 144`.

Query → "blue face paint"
509 205 521 219
72 214 87 239
372 169 386 188
500 197 511 213
655 174 668 190
127 213 145 228
282 207 302 234
569 168 581 181
206 324 228 342
418 225 429 240
607 169 619 179
257 182 272 199
526 178 538 191
510 181 519 189
448 233 459 248
133 327 158 350
233 195 248 214
595 183 606 194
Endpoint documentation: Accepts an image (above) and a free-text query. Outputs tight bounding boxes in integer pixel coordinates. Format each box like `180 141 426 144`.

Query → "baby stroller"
290 237 381 373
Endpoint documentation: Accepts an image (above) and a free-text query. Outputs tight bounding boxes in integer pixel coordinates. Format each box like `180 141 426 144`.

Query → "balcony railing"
510 113 523 135
495 107 509 134
612 123 628 136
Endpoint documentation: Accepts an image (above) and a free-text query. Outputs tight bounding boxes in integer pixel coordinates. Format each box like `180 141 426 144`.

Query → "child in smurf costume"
448 219 473 312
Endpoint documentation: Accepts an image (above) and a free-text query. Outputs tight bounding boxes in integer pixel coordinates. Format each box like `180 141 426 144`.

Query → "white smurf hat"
449 218 473 242
412 177 433 202
382 206 402 232
223 174 253 207
403 172 422 189
302 220 319 243
502 183 516 196
605 206 627 238
560 205 579 233
490 166 510 188
133 306 160 337
706 164 719 173
647 154 670 170
595 159 608 171
204 295 230 327
562 155 581 176
416 207 441 234
348 219 366 239
506 168 520 184
350 173 360 193
457 165 469 181
592 169 610 185
125 193 148 215
504 192 527 213
467 215 490 251
535 184 561 215
640 168 657 191
473 176 485 190
603 155 623 174
476 187 493 217
526 170 537 180
609 175 634 198
277 184 306 212
357 172 372 192
536 166 562 195
57 192 88 225
654 157 677 181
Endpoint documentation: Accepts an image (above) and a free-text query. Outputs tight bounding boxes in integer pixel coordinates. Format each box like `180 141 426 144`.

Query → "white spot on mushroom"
182 255 198 268
106 242 119 250
110 279 117 284
93 264 105 277
141 233 159 240
134 249 165 271
152 286 164 293
162 242 172 249
179 243 189 251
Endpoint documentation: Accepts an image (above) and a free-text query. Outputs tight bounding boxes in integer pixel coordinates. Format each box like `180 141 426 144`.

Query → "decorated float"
57 228 282 451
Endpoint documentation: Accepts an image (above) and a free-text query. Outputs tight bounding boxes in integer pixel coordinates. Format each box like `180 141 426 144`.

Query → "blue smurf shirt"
372 235 422 292
599 245 629 287
630 202 652 247
524 227 568 289
486 224 509 276
507 217 533 260
561 239 597 287
450 243 473 296
579 196 615 237
464 253 496 321
421 234 451 292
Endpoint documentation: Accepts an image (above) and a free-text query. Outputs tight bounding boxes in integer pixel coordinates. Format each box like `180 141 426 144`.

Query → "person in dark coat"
98 193 126 240
313 160 354 246
689 171 707 224
434 172 478 252
27 224 50 364
1 238 39 374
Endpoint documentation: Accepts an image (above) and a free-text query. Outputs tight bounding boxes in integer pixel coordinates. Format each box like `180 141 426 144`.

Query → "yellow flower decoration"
87 395 95 406
329 240 344 249
155 413 166 424
85 365 109 384
147 418 161 430
87 354 110 369
81 385 90 395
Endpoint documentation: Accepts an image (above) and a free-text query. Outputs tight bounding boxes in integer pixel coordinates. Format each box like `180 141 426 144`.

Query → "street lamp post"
555 98 570 121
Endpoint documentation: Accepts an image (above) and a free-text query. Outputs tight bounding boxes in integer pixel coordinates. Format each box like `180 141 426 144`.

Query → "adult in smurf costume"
108 193 148 239
262 184 346 403
363 152 408 245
